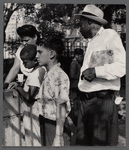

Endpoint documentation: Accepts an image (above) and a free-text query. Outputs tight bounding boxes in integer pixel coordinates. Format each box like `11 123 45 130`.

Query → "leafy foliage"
4 3 126 42
4 3 36 41
38 21 65 42
4 3 36 31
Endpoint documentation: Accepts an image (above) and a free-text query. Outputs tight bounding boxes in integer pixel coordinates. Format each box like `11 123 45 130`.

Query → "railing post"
3 89 25 146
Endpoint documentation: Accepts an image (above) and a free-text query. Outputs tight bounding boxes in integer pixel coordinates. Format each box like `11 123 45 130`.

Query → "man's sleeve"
95 30 126 80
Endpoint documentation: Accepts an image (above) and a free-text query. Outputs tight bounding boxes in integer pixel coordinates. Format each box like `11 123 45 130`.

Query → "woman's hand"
52 135 64 147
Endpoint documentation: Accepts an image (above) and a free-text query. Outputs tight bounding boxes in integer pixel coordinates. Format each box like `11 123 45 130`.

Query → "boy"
36 35 71 146
14 44 46 146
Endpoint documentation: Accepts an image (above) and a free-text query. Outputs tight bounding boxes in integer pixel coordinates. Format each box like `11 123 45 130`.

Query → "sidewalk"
117 119 126 146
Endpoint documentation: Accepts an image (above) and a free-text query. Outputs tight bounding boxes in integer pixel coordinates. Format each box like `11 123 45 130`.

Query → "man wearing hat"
74 4 126 146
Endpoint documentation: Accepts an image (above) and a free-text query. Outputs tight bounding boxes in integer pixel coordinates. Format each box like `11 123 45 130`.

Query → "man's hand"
81 68 96 82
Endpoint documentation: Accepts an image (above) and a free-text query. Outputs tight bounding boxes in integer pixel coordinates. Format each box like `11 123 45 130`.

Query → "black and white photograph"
2 2 126 147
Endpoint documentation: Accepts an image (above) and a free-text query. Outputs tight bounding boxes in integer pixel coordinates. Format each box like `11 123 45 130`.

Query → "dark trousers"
69 87 82 125
76 90 118 146
39 115 70 146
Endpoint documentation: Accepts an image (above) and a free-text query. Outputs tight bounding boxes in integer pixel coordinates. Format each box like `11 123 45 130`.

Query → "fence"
3 90 25 146
3 39 87 77
4 39 87 59
63 40 87 57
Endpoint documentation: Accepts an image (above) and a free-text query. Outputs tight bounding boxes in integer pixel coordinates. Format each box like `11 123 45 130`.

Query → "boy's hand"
7 82 18 89
52 135 64 147
14 86 22 91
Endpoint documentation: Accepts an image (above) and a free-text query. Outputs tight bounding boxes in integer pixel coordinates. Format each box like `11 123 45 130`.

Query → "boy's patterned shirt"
38 63 71 121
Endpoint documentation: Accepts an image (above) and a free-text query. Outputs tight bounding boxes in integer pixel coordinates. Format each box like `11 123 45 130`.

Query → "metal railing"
4 39 87 59
63 40 87 57
3 39 87 76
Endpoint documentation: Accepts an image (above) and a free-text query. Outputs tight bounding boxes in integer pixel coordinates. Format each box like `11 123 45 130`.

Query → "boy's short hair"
20 44 37 61
74 48 84 56
38 35 65 56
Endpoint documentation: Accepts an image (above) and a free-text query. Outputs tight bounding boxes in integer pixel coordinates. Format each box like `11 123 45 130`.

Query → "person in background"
36 35 71 146
69 48 83 121
68 48 84 145
74 4 126 146
4 25 40 89
14 44 46 146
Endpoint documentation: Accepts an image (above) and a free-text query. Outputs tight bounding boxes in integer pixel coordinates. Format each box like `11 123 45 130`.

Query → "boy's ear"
34 34 37 41
50 50 55 59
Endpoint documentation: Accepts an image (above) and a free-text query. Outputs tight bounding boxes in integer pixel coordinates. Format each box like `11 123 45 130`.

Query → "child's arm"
15 86 39 107
56 103 66 135
52 102 66 146
16 67 45 106
52 71 70 146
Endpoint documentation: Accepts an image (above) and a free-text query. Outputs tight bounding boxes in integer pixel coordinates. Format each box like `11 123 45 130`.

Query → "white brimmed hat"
74 4 108 25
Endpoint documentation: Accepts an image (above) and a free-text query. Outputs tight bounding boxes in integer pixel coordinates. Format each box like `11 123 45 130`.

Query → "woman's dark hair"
20 44 37 61
38 35 65 58
74 48 84 56
17 25 40 44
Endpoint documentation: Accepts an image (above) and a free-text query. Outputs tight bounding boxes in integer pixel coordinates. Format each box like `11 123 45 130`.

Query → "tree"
4 3 36 41
36 4 75 40
4 3 126 41
72 4 126 28
101 4 126 28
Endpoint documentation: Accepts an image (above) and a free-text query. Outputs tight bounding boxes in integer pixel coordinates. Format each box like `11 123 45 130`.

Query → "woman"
4 24 40 89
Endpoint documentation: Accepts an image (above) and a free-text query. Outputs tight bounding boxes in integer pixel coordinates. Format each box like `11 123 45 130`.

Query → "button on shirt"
78 27 126 92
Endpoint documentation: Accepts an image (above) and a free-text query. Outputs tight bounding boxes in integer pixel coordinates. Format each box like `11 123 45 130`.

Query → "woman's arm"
4 56 20 84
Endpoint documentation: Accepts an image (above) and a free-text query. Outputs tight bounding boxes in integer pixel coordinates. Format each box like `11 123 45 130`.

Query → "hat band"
82 12 98 17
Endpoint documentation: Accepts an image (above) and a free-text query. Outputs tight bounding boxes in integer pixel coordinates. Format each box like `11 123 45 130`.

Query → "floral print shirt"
38 63 71 121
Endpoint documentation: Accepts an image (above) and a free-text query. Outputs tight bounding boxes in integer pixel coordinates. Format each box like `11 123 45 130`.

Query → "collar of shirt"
48 62 61 73
87 26 104 42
